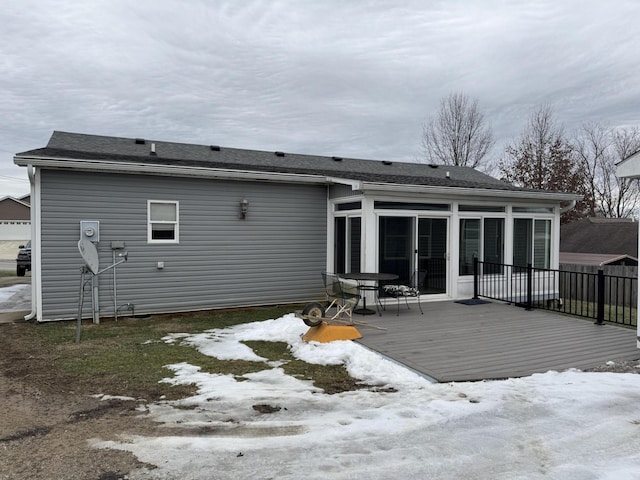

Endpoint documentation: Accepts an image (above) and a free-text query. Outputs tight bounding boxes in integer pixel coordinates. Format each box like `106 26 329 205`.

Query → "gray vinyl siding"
39 169 327 321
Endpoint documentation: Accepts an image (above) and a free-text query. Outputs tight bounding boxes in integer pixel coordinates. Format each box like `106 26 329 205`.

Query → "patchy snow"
0 284 26 302
93 313 640 479
91 394 138 402
0 284 30 312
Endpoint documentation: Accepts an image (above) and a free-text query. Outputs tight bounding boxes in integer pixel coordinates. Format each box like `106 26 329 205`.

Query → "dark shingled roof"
560 217 638 257
17 131 554 193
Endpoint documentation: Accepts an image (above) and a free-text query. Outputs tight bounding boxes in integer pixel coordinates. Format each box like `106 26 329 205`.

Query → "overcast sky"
2 0 640 198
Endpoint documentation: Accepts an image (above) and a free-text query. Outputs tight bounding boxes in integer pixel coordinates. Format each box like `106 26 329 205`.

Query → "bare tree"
572 122 608 217
499 106 589 223
573 124 640 218
421 92 494 169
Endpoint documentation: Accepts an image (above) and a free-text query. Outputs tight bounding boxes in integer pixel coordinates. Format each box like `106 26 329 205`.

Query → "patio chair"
381 271 425 316
321 272 360 321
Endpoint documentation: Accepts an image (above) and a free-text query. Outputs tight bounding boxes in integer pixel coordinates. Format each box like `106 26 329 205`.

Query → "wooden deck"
355 299 640 382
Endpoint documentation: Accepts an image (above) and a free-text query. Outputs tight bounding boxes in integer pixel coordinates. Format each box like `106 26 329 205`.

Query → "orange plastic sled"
301 322 363 343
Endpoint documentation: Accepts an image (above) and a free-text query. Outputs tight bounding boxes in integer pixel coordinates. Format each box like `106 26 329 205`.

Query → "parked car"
16 240 31 276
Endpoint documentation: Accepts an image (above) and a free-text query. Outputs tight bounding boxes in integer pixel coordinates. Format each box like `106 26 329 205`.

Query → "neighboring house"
560 217 638 267
0 194 30 241
559 252 637 267
14 131 580 322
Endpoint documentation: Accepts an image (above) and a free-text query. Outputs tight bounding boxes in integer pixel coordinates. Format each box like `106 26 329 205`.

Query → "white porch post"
359 197 377 307
616 154 640 348
361 196 377 272
637 219 640 348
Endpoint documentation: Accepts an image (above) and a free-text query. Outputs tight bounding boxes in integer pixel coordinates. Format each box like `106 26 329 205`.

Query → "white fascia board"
14 156 328 185
616 151 640 178
14 155 580 201
325 177 363 189
358 181 582 202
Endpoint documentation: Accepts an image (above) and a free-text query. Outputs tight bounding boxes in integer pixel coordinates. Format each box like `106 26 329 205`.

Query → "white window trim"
511 216 554 269
458 214 507 276
147 200 179 244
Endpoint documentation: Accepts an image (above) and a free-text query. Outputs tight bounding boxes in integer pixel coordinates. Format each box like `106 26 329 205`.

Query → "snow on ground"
0 284 27 303
93 313 640 479
0 284 30 312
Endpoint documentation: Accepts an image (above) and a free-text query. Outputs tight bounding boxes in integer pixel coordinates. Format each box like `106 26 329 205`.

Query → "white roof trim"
15 154 580 201
357 181 581 202
15 155 328 185
325 177 363 189
617 150 640 178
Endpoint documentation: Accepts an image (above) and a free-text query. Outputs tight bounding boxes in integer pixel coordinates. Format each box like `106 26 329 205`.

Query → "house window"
335 201 362 211
375 201 450 211
334 216 361 273
513 206 554 213
459 205 505 212
459 219 480 275
459 218 504 275
148 200 179 243
513 219 551 269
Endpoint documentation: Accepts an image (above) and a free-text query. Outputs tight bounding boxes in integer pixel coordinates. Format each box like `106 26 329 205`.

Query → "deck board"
356 300 639 382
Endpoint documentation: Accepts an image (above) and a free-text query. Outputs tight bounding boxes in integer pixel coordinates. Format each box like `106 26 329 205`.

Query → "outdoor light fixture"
240 198 249 219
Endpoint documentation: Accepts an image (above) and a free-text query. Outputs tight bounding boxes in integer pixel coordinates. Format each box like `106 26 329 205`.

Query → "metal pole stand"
76 266 93 343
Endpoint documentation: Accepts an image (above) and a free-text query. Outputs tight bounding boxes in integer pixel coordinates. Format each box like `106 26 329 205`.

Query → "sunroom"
328 183 576 303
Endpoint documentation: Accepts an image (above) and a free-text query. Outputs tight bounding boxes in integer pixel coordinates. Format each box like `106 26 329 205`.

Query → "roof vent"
429 164 438 168
382 160 392 166
135 138 146 145
332 156 343 162
275 151 285 157
210 145 221 151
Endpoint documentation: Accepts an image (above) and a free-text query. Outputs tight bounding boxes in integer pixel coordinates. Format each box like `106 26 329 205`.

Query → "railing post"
595 269 605 325
473 255 479 299
526 263 533 311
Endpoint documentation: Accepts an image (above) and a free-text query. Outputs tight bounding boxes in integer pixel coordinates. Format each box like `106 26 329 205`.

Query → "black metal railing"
473 258 637 327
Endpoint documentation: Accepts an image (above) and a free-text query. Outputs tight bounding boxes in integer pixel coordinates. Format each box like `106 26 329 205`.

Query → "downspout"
23 165 37 321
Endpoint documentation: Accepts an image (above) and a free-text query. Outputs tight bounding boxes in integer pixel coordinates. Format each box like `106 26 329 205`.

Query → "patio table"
340 272 399 315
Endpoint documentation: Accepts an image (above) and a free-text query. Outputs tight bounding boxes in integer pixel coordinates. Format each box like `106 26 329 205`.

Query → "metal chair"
321 272 360 320
381 271 425 316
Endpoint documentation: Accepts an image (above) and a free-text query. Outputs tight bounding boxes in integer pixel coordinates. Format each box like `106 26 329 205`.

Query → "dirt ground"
0 273 175 479
0 316 160 479
1 275 638 480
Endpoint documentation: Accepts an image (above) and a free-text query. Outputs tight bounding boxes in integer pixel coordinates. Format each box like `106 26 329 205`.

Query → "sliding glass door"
378 217 413 283
418 218 447 294
379 216 447 295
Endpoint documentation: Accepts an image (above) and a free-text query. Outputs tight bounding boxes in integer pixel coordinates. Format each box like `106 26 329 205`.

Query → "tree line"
421 93 640 223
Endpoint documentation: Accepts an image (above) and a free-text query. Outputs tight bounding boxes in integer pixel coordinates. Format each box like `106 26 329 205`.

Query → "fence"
473 258 637 327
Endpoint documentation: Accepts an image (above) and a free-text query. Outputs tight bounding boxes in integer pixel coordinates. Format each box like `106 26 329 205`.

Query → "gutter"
14 155 330 185
15 154 583 202
359 181 583 202
560 199 577 213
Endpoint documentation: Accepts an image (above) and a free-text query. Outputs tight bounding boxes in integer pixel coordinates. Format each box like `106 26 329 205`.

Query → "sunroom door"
379 217 413 284
378 216 447 295
418 218 447 294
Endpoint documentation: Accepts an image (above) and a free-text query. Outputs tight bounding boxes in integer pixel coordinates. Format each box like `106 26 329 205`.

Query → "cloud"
2 0 640 197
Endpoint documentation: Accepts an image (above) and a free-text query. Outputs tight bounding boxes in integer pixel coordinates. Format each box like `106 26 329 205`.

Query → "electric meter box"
80 220 100 243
